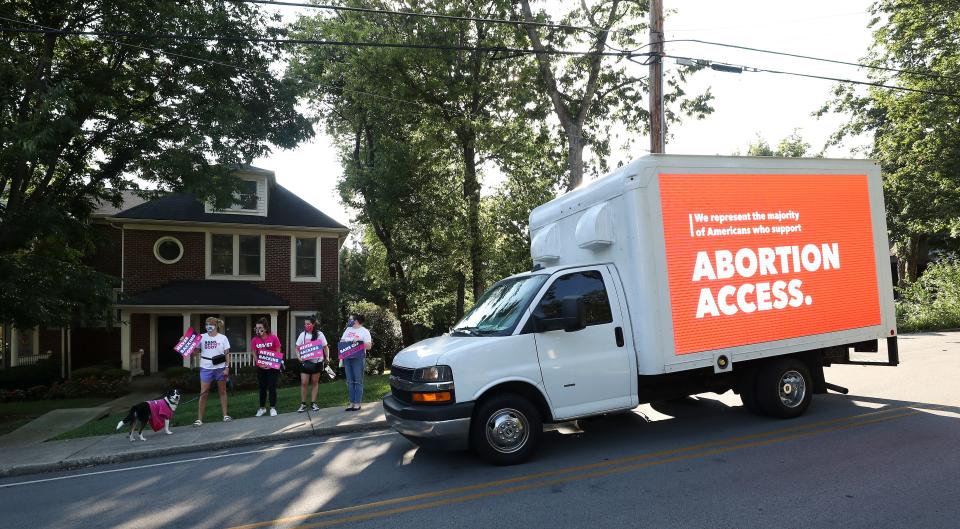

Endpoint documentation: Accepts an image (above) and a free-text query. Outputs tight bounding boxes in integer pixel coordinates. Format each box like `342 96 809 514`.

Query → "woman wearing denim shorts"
194 317 232 426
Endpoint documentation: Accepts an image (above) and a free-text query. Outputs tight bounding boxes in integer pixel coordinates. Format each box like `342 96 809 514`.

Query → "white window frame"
153 236 184 264
288 311 316 359
205 231 266 281
204 176 269 216
290 235 322 282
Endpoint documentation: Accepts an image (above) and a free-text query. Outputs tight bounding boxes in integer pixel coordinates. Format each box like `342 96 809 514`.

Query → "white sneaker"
297 403 307 413
255 408 267 417
223 415 232 422
269 408 278 416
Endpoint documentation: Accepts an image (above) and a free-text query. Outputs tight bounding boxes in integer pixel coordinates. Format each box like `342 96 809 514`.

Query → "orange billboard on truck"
659 173 881 355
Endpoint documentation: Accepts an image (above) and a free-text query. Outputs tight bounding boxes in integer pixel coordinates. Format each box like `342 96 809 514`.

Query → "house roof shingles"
119 280 289 308
113 184 347 231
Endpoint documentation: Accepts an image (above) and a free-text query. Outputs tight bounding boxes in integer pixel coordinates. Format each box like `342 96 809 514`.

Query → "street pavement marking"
0 431 399 489
227 403 932 529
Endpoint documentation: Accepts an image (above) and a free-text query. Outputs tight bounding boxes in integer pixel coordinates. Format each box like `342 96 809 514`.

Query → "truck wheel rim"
779 370 806 408
485 408 529 454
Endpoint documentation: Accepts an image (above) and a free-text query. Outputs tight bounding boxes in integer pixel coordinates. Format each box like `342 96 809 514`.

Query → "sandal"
193 419 202 427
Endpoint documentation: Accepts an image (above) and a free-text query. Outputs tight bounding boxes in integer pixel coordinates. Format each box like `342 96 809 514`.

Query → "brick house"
2 167 347 375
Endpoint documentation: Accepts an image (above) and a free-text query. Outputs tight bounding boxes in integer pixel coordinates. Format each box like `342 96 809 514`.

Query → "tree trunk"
460 132 484 301
566 131 585 191
904 233 929 282
455 271 466 321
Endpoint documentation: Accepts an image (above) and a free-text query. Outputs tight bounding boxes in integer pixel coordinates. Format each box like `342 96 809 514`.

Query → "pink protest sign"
256 350 284 370
297 339 326 362
173 328 202 358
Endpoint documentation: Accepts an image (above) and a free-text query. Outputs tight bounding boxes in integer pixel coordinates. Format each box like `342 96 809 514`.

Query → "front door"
532 267 632 419
157 316 185 372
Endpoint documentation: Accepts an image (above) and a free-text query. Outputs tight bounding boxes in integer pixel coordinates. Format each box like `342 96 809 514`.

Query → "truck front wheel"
470 393 541 465
756 358 812 418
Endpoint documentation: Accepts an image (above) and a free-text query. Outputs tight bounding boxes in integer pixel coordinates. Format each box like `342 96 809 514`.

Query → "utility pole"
648 0 665 154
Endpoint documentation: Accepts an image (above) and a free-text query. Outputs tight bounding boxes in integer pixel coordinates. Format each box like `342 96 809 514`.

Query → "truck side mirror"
532 296 587 333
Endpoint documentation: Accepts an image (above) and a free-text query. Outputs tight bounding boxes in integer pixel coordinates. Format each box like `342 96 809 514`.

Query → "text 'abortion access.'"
659 173 881 355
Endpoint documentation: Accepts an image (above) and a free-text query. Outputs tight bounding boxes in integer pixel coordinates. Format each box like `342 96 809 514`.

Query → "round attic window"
154 236 184 264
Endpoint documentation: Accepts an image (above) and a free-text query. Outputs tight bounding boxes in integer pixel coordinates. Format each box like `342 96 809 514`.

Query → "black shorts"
300 360 321 374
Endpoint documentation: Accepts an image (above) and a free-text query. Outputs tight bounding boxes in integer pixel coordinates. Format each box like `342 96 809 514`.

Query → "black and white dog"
115 389 181 441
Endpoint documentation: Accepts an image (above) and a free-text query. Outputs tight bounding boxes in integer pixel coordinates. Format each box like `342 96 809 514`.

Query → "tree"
739 130 813 157
0 1 312 327
820 0 960 281
517 0 714 190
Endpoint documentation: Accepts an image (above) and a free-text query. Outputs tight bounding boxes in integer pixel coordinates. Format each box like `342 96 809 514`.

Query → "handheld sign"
173 328 202 358
297 339 326 362
255 350 283 370
338 340 365 360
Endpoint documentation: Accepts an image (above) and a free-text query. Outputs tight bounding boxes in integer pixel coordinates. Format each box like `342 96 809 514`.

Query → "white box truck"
383 155 898 465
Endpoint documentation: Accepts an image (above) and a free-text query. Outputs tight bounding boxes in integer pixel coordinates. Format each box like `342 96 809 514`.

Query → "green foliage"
738 130 814 158
0 358 60 390
896 259 960 332
820 0 960 279
0 1 312 328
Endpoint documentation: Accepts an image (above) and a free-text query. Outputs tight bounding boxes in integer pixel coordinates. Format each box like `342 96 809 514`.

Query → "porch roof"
117 280 289 309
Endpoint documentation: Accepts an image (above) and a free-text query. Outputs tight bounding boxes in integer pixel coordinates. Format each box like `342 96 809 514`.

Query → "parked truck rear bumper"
383 394 474 451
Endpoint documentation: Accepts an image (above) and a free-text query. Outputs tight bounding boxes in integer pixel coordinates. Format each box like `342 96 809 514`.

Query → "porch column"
66 326 72 378
120 310 131 371
182 312 191 368
149 314 158 374
61 328 66 378
9 327 17 367
269 311 278 342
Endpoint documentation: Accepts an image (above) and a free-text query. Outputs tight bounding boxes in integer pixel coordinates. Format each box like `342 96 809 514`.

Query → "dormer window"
205 175 268 216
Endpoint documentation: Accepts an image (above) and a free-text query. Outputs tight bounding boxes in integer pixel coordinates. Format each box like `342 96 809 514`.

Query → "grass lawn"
0 398 110 436
52 374 391 441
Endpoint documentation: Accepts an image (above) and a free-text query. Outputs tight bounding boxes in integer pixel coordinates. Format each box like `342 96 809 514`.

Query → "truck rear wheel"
756 358 812 418
470 393 541 465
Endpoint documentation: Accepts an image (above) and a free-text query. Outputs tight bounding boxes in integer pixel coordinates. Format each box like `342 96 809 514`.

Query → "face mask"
304 323 314 332
205 324 216 333
347 318 355 327
256 328 264 336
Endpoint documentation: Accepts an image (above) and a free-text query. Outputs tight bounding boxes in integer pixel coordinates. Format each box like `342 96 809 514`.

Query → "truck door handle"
615 327 624 347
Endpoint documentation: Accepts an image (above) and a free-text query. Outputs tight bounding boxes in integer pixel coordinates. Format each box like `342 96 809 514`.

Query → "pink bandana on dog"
147 399 174 432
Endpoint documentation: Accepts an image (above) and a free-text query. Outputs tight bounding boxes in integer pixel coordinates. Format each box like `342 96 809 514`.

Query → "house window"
211 234 233 275
207 232 264 280
235 180 258 210
291 236 322 282
153 236 184 264
12 326 38 359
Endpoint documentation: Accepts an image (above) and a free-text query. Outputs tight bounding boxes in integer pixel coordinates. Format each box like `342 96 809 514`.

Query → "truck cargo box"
529 155 896 376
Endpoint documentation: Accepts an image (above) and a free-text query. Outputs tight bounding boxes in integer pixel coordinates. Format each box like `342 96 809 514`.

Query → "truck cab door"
527 266 632 419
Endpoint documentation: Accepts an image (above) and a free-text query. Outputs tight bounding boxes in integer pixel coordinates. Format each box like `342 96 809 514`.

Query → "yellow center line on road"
226 403 928 529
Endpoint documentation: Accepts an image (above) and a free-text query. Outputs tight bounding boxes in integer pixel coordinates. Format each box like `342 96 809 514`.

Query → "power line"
240 0 606 34
666 54 960 99
660 39 960 82
0 26 639 56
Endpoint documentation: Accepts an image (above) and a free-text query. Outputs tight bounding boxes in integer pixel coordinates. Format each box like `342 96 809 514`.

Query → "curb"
0 419 389 479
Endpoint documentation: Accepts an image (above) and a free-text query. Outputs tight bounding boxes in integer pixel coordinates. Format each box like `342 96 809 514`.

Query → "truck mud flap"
828 336 899 367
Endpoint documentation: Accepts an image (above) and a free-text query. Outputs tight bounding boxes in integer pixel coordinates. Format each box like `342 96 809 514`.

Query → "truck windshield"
451 275 548 336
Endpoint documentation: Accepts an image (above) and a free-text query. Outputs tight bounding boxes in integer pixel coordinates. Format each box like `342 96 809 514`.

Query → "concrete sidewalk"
0 402 387 478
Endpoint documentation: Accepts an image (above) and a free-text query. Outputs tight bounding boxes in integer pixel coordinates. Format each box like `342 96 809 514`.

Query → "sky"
253 1 877 230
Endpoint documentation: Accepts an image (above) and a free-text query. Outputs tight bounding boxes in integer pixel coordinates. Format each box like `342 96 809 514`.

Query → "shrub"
0 359 61 390
70 366 106 379
347 301 404 368
896 259 960 332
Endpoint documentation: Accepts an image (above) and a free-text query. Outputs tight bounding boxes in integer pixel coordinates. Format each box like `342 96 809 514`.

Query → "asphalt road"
2 331 958 529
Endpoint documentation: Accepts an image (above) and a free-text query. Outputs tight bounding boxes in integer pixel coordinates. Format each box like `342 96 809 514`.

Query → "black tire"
470 393 541 465
755 358 812 419
735 367 763 415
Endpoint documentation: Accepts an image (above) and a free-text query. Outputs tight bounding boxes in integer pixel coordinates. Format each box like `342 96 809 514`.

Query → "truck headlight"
414 365 453 382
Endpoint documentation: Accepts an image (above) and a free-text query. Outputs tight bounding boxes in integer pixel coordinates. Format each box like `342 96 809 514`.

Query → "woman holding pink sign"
251 318 282 417
340 314 372 412
295 315 329 413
